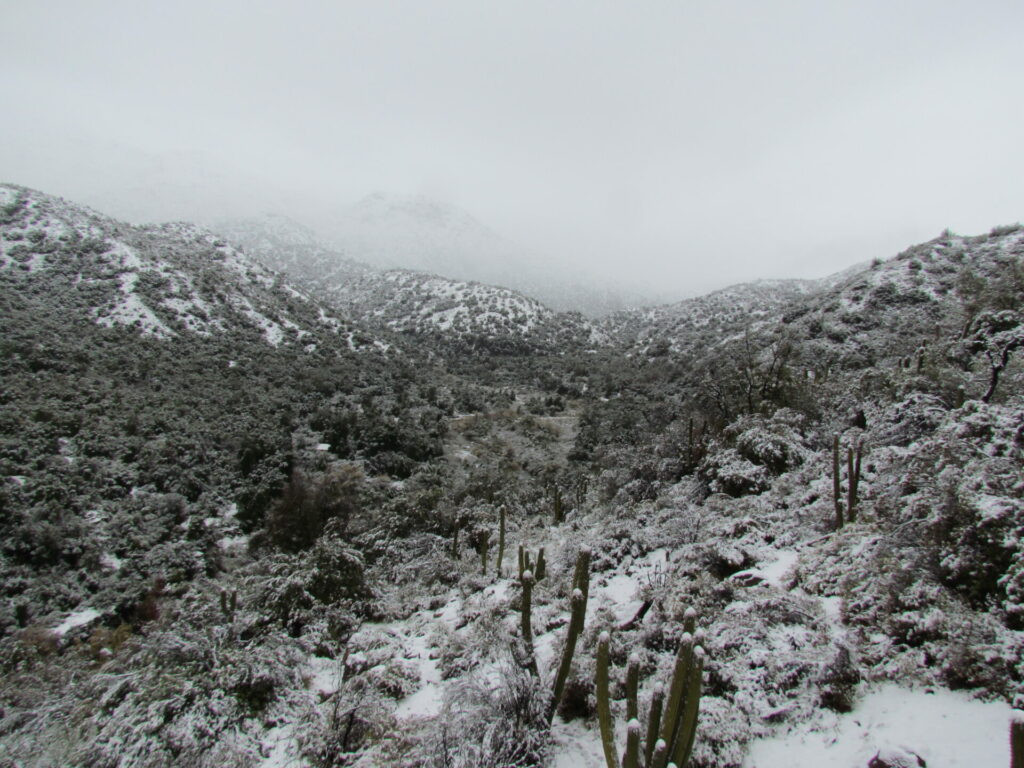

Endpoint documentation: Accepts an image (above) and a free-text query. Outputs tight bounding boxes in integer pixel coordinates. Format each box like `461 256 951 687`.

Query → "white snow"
99 552 123 571
394 631 444 718
306 655 344 697
232 296 285 346
217 535 249 551
53 608 100 637
743 684 1013 768
95 272 176 338
731 550 800 589
759 549 798 589
551 718 607 768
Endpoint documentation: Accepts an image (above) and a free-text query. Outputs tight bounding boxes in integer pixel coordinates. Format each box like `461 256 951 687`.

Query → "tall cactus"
553 484 564 524
495 505 507 577
479 537 489 575
1012 710 1024 768
519 545 546 582
519 568 539 677
644 683 665 768
833 434 844 529
624 719 641 768
596 611 707 768
846 442 863 523
597 632 618 768
548 546 591 723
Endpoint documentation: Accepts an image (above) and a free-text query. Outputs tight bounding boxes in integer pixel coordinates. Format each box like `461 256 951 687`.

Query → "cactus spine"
597 609 706 768
548 546 591 722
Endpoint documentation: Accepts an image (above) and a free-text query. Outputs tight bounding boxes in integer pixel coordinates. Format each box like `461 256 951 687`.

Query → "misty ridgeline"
0 183 1023 767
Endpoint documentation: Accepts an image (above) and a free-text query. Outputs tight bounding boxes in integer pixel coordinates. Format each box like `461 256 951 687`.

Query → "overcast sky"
2 1 1023 297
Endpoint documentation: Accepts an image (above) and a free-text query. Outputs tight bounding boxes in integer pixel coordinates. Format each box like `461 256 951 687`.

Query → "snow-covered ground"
744 684 1013 768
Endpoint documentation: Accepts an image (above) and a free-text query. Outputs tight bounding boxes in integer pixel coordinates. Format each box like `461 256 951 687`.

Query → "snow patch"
53 608 100 637
743 684 1013 768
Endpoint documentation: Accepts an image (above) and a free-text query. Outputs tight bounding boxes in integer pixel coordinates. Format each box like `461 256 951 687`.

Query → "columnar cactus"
553 485 564 524
219 589 237 620
520 568 539 677
626 653 640 721
644 683 665 768
1012 710 1024 768
596 609 706 768
519 546 546 582
597 632 618 768
833 434 844 529
548 546 591 722
846 442 863 523
624 718 641 768
495 505 507 577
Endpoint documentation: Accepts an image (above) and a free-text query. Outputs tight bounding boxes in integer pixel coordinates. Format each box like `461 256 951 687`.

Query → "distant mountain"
213 212 374 290
213 213 603 354
602 278 822 357
778 225 1024 370
315 193 524 280
307 193 667 315
0 184 383 352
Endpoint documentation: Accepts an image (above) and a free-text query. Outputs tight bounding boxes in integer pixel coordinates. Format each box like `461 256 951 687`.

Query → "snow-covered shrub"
425 662 550 768
728 410 809 474
698 448 771 497
263 464 363 552
74 600 310 768
872 393 949 446
246 534 368 638
299 678 396 767
816 645 860 712
365 658 421 699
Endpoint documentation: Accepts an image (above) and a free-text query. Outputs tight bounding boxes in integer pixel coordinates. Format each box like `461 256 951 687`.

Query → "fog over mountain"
2 3 1024 767
3 1 1023 308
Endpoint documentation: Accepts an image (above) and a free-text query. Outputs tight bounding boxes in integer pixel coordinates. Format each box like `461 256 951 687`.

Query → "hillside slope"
213 213 603 355
1 187 1022 768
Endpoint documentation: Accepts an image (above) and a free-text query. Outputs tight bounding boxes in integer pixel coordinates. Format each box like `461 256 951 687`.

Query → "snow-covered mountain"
603 278 822 357
315 193 525 281
308 193 668 315
0 184 383 352
4 182 1024 768
213 213 602 352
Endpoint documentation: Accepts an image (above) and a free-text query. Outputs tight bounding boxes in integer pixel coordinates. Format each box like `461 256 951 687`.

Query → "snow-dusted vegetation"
1 186 1022 767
